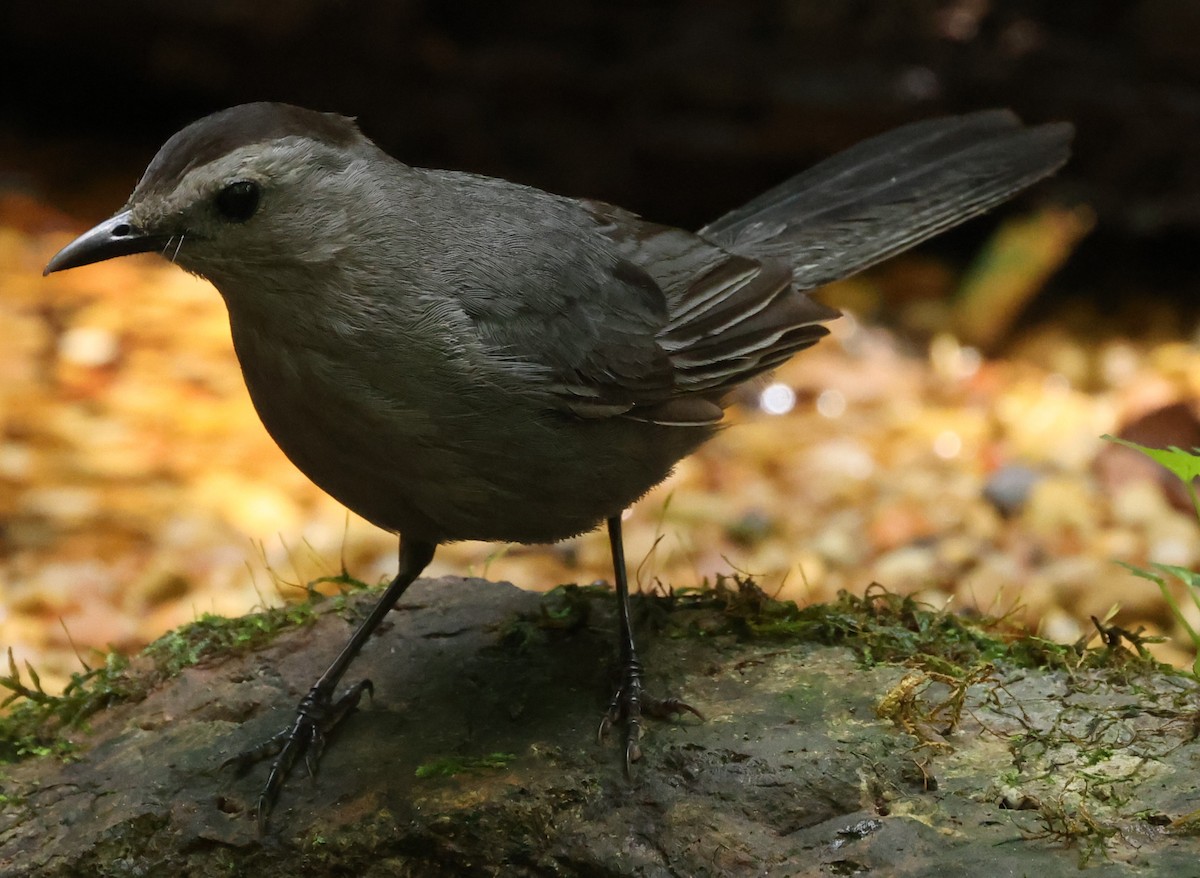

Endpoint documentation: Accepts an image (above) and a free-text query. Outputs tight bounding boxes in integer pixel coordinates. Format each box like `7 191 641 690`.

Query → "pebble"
955 552 1028 617
58 325 120 367
936 534 986 570
811 512 869 567
1039 608 1084 644
1148 527 1200 568
1110 480 1175 528
803 438 876 490
872 545 940 590
0 441 33 479
23 485 101 525
868 499 935 551
983 463 1044 516
1021 476 1101 545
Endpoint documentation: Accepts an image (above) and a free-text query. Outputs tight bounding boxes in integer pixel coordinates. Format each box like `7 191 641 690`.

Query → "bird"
44 102 1072 828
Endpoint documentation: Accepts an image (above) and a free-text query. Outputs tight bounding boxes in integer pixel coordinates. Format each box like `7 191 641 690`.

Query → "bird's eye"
215 180 261 222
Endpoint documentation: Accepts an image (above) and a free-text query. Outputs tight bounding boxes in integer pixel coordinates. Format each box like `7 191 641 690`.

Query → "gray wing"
434 173 831 426
426 175 678 419
586 202 837 407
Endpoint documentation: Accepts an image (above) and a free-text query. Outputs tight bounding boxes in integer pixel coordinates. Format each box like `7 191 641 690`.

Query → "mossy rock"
1 577 1199 876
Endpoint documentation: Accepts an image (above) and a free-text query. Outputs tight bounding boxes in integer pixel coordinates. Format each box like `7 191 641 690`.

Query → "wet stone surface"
2 577 1200 876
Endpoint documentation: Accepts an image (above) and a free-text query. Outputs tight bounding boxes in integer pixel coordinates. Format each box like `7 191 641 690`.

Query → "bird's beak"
43 210 170 275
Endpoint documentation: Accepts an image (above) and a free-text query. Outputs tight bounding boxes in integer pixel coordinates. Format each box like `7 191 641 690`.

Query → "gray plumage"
49 103 1068 545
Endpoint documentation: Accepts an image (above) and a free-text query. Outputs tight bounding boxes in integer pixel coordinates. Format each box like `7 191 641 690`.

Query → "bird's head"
44 103 376 283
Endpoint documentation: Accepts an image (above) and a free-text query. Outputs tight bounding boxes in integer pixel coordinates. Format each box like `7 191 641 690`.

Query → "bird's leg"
225 536 436 831
597 515 702 774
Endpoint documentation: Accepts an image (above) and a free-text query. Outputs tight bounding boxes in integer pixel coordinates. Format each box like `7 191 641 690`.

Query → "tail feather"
587 110 1072 419
700 110 1074 290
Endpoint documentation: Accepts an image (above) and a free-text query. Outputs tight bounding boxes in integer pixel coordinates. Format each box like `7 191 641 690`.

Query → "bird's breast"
224 310 709 545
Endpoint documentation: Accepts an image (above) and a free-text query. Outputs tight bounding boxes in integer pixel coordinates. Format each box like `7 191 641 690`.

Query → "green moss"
0 594 330 765
499 574 1179 692
415 752 517 779
143 603 317 676
668 577 1182 684
0 569 396 767
0 649 138 762
497 583 612 653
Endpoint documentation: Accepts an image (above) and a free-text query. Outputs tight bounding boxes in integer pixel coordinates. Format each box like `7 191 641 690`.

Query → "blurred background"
3 0 1200 689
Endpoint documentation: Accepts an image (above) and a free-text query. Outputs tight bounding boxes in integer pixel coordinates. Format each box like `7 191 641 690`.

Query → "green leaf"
1152 563 1200 590
1102 435 1200 483
1116 561 1200 652
1115 561 1165 588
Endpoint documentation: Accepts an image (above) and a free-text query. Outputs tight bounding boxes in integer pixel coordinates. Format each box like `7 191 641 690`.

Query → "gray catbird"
44 102 1072 826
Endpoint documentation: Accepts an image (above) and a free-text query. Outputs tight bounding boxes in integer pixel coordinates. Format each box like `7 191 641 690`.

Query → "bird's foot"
596 658 702 776
223 679 373 831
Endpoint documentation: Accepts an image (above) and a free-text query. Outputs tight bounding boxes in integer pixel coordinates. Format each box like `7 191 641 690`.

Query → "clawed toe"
642 694 704 723
225 679 373 831
598 664 701 777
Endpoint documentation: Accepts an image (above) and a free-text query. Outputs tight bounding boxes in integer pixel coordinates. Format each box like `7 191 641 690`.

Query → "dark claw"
598 664 700 777
643 695 704 723
221 729 289 776
224 678 373 831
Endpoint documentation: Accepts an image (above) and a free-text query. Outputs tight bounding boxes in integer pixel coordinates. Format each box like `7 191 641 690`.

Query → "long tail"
699 110 1073 291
